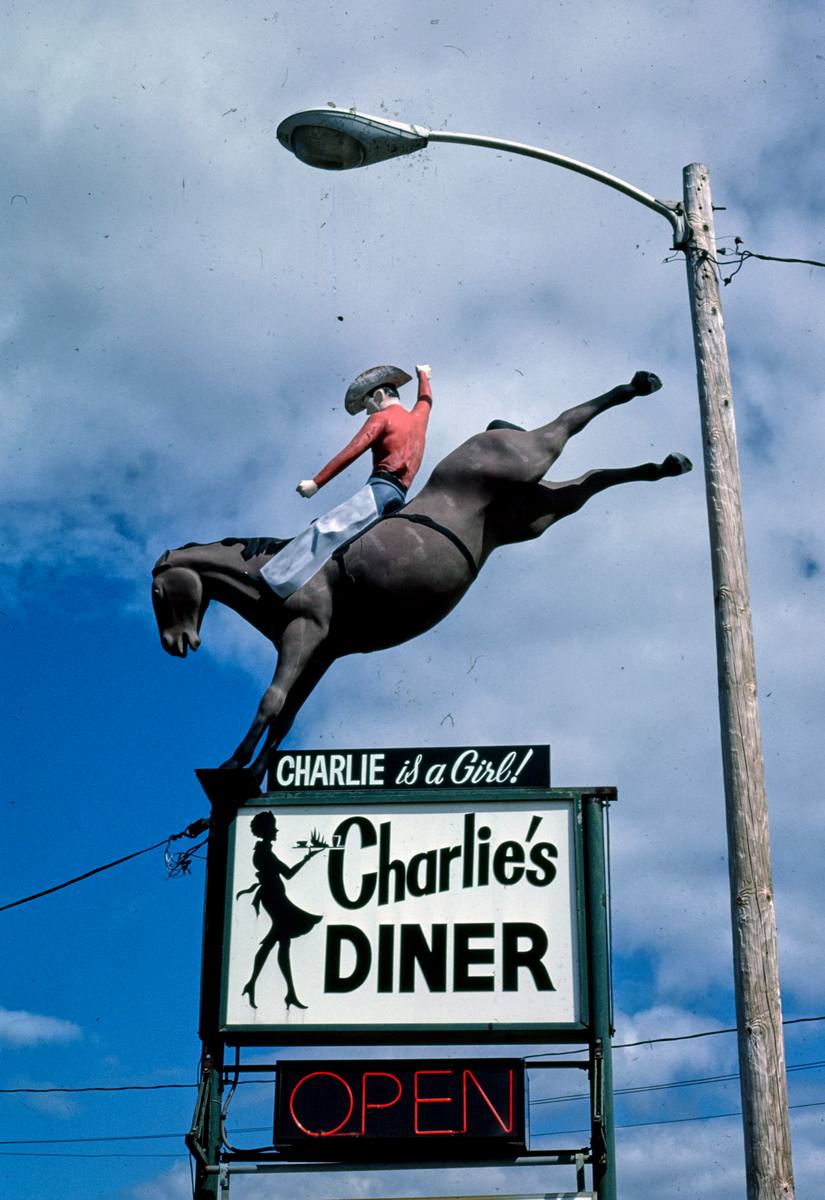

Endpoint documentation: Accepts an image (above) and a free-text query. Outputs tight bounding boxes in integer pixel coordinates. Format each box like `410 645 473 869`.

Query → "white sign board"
221 797 586 1038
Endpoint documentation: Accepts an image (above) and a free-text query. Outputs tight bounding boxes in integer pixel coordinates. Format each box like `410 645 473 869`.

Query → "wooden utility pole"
683 163 795 1199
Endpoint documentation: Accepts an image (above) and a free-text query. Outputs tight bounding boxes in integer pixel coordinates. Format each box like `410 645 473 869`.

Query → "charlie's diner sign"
221 785 585 1039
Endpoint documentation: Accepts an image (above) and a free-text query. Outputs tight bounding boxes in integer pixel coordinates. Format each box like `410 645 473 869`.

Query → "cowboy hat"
344 364 412 415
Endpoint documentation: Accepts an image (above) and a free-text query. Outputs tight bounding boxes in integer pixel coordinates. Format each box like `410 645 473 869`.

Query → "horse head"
152 553 209 658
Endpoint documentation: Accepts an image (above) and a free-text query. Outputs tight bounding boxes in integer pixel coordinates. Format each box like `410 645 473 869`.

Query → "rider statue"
261 363 432 597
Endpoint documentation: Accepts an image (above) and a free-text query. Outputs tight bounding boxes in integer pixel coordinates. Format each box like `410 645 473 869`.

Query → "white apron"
260 485 379 599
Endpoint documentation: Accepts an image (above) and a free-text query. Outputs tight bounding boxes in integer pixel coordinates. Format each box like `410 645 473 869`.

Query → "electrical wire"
663 237 825 285
2 1100 824 1157
524 1013 825 1059
531 1057 825 1107
2 1015 823 1095
3 1061 824 1147
0 1082 200 1094
0 1150 185 1159
715 244 825 285
539 1098 825 1138
0 818 209 913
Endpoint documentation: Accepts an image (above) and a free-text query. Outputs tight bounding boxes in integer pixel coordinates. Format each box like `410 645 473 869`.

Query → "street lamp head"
277 108 430 170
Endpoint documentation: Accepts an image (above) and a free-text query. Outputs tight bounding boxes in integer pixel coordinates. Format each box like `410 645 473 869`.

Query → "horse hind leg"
523 453 692 537
519 371 665 480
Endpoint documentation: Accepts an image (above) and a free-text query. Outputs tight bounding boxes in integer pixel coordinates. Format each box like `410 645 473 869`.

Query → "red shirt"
313 383 432 491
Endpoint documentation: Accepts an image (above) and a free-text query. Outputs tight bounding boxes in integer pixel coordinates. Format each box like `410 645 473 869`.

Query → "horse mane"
152 536 290 575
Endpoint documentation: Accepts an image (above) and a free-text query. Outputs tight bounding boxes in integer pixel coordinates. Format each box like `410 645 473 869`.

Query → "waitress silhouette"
236 810 323 1009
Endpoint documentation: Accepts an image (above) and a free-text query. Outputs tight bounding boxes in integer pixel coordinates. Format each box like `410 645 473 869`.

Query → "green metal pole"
583 791 616 1200
192 1054 223 1200
192 775 240 1199
190 772 266 1197
192 793 228 1200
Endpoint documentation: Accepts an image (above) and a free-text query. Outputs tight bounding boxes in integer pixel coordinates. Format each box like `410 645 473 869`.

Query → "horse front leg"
220 614 330 770
248 650 336 783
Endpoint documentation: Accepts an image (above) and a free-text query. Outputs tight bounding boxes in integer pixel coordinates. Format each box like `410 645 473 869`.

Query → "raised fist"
296 479 319 498
416 364 432 380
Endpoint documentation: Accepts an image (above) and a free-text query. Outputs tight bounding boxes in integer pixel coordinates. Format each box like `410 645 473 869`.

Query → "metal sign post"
583 793 615 1200
190 748 616 1199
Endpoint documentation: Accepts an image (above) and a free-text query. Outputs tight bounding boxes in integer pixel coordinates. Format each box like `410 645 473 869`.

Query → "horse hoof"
632 371 663 395
662 452 693 476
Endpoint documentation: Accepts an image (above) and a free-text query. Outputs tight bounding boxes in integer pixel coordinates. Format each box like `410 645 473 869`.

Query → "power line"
541 1098 825 1138
0 818 208 913
4 1063 824 1147
0 1130 192 1145
3 1015 823 1096
532 1058 825 1107
0 1082 200 1095
524 1013 825 1059
2 1102 824 1158
614 1013 825 1051
663 237 825 285
0 1150 185 1159
714 241 825 286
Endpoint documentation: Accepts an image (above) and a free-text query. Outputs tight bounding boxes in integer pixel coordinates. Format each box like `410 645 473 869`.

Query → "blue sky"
2 1 824 1197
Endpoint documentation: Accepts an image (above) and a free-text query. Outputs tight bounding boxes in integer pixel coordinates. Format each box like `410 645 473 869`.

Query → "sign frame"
215 786 591 1046
191 767 617 1199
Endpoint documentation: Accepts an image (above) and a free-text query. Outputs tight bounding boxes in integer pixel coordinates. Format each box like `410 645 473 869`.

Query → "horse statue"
152 372 691 780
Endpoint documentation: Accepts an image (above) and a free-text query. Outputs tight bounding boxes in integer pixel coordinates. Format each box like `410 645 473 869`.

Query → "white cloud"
613 1005 738 1084
0 1006 81 1047
129 1162 192 1200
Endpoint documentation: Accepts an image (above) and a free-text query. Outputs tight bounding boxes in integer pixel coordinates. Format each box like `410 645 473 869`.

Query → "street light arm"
428 129 688 247
276 108 687 248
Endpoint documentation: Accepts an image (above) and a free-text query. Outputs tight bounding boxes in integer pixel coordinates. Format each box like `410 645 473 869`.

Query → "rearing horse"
152 372 691 778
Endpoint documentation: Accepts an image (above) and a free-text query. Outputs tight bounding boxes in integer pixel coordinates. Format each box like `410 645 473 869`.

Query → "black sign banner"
267 745 550 791
275 1057 525 1157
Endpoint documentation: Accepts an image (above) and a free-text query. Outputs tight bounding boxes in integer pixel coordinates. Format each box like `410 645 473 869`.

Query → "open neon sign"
275 1058 525 1156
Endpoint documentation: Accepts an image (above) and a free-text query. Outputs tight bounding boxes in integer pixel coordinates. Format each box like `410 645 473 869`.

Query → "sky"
2 0 824 1197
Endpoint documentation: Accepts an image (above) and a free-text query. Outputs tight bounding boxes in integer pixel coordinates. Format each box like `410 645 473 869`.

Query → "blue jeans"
368 475 407 515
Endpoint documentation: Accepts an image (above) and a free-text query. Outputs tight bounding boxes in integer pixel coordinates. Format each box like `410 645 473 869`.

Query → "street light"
278 109 430 170
278 106 795 1200
277 108 687 246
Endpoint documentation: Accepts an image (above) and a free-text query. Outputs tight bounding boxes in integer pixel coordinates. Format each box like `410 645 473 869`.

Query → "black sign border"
273 1056 526 1159
266 744 551 791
